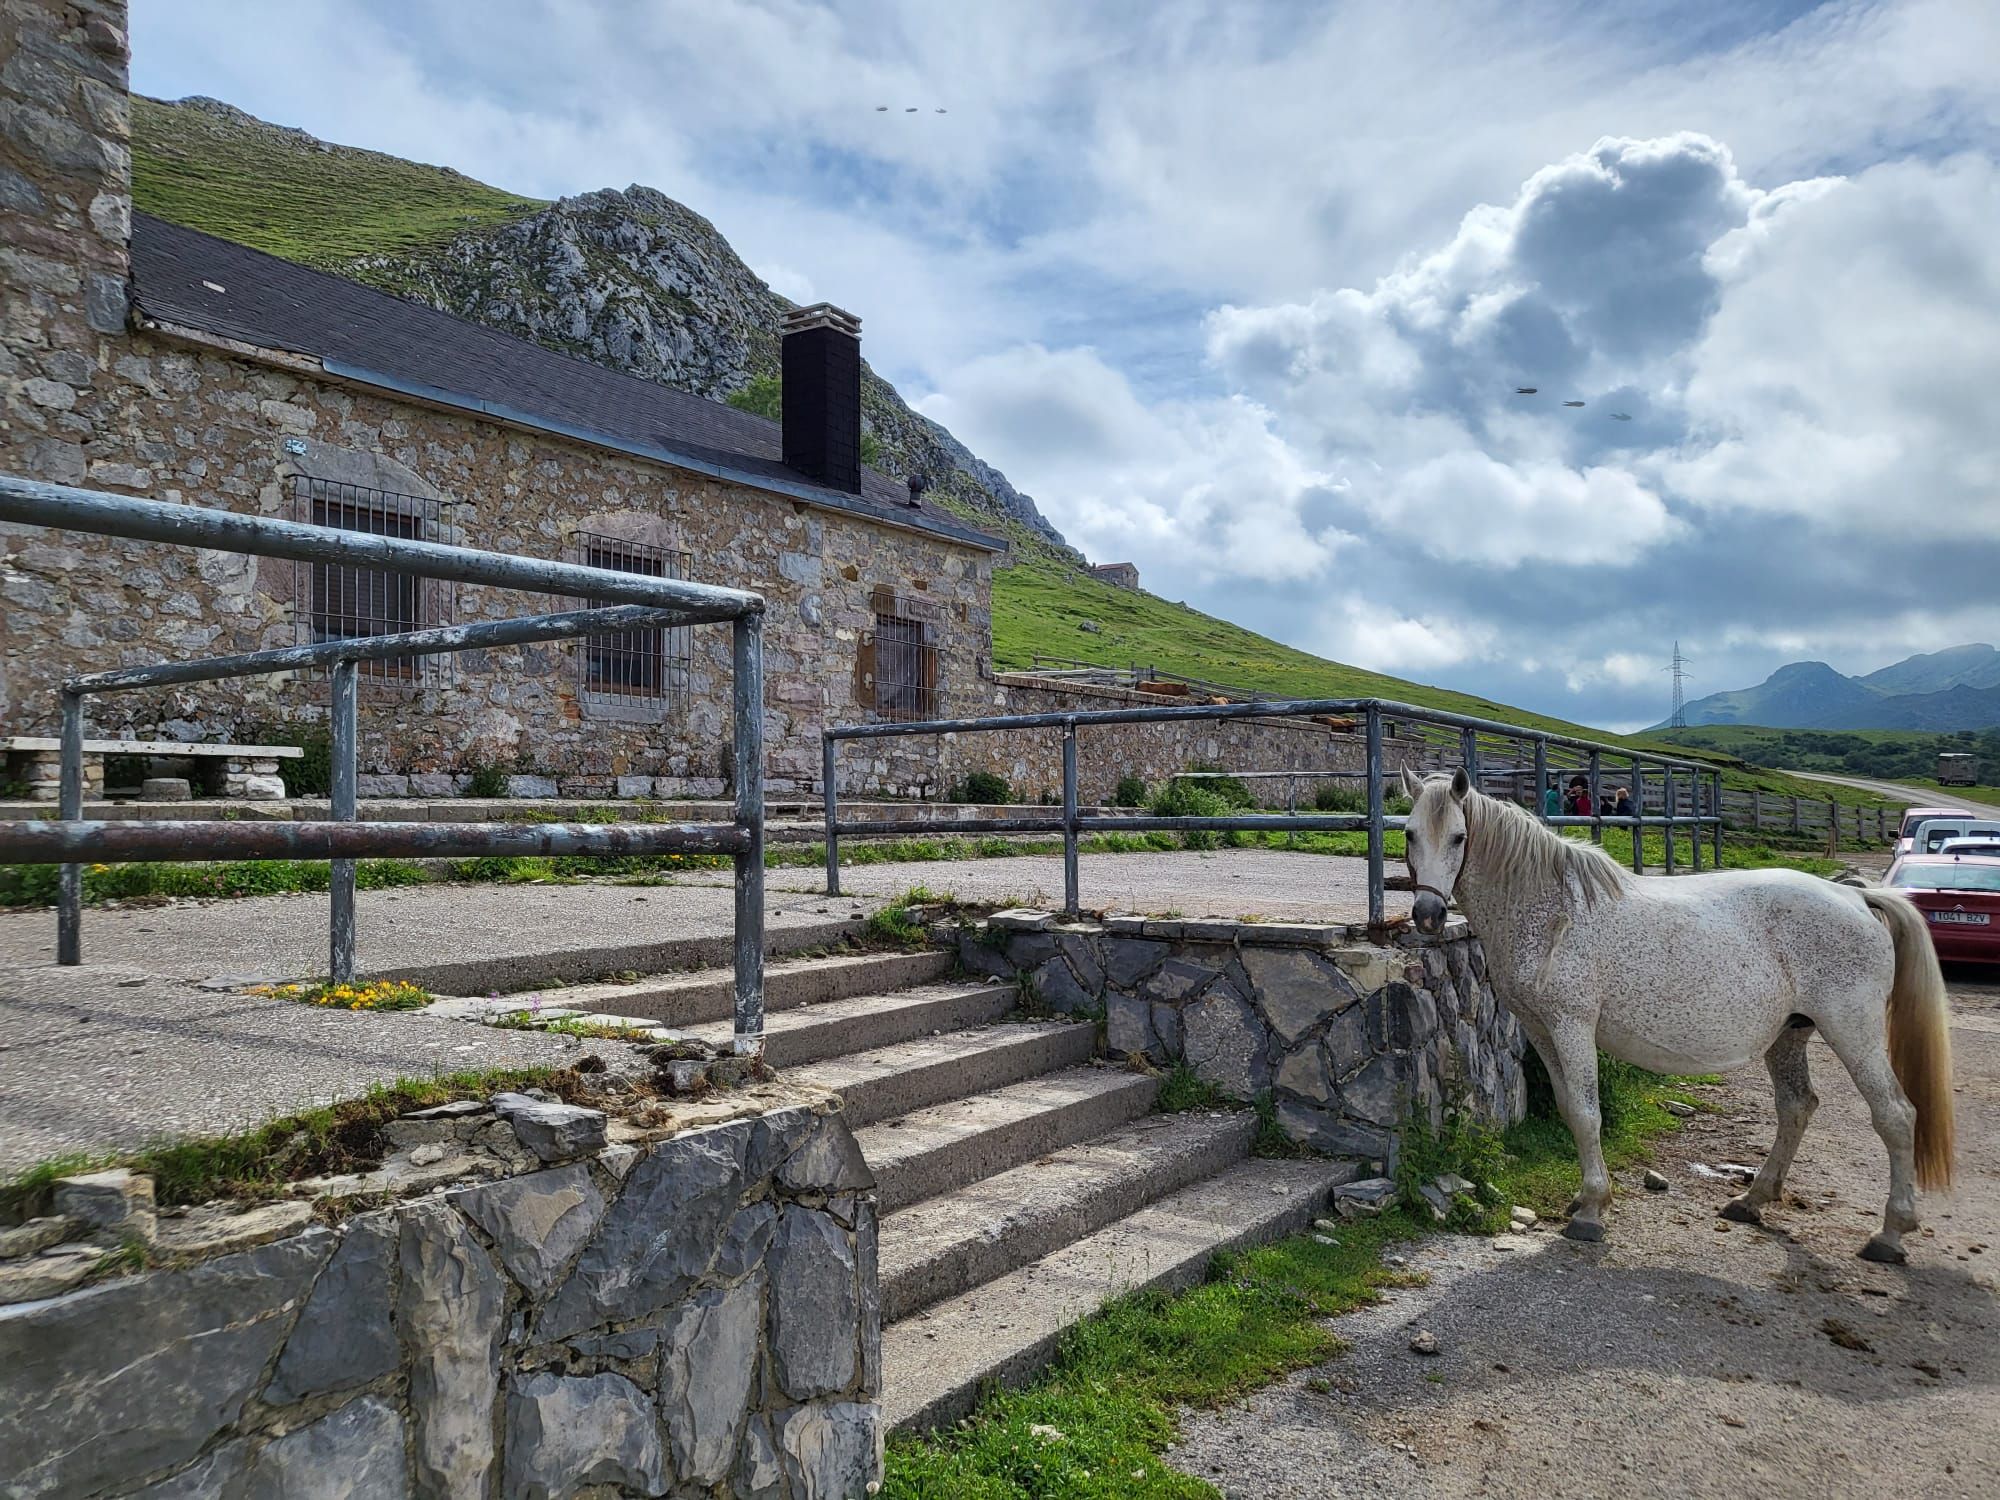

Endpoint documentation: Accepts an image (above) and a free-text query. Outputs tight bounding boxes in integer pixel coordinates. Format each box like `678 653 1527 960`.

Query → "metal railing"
0 476 771 1056
822 698 1726 923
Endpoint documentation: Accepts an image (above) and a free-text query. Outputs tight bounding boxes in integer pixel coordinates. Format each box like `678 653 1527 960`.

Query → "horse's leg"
1721 1024 1817 1225
1545 1020 1611 1241
1516 1013 1590 1215
1816 1010 1920 1264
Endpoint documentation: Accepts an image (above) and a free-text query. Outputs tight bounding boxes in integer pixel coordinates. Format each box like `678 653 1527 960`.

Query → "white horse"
1400 769 1954 1262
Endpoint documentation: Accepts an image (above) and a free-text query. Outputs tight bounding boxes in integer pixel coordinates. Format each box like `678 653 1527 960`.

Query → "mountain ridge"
1660 645 2000 731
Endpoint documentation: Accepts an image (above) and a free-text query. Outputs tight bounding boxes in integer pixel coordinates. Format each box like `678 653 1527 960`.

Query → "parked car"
1937 837 2000 859
1885 853 2000 964
1912 818 2000 855
1896 806 1963 855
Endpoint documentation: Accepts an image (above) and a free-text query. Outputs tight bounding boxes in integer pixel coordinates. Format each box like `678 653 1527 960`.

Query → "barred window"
292 476 451 680
867 596 939 722
576 532 691 718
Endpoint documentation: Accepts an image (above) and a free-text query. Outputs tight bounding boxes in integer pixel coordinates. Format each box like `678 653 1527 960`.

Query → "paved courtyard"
0 848 1398 1172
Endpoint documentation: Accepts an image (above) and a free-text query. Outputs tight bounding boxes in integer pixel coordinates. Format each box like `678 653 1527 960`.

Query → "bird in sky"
1515 386 1538 395
1610 412 1633 421
1563 400 1585 408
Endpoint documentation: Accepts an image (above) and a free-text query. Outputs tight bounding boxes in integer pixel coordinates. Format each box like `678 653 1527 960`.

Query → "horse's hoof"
1561 1218 1605 1243
1858 1234 1908 1266
1719 1196 1763 1226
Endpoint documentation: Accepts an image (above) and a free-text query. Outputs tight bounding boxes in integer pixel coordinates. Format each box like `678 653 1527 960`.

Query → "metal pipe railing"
820 695 1724 918
0 478 770 1057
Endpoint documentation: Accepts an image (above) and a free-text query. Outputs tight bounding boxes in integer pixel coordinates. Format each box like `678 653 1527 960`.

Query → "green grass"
886 1051 1699 1497
1155 1064 1229 1113
132 96 544 269
0 1066 574 1214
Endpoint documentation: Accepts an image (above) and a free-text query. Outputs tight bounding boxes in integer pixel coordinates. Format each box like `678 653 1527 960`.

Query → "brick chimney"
780 303 862 494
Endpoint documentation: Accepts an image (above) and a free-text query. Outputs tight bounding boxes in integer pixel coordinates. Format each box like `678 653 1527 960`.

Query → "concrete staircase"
514 945 1357 1431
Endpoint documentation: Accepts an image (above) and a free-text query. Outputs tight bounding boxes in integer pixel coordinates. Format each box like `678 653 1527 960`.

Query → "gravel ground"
1168 973 2000 1500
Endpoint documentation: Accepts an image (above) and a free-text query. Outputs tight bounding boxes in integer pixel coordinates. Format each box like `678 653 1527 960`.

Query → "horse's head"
1401 767 1471 936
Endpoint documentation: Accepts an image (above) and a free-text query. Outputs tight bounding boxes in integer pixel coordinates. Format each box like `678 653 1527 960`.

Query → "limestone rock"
267 1210 399 1404
1030 955 1095 1014
717 1200 778 1281
399 1202 504 1499
154 1200 312 1260
1106 991 1158 1057
1410 1329 1440 1356
775 1401 884 1500
777 1115 875 1195
1101 936 1167 989
454 1164 605 1296
492 1092 608 1162
658 1275 763 1485
53 1167 155 1244
1276 1099 1391 1159
0 1216 75 1260
1643 1169 1670 1193
1181 983 1271 1098
538 1119 749 1338
0 1244 105 1304
0 1230 330 1498
1332 1177 1399 1218
1242 947 1351 1044
768 1209 859 1400
504 1371 667 1499
735 1413 787 1500
1140 956 1217 1005
240 1396 409 1499
1273 1042 1335 1105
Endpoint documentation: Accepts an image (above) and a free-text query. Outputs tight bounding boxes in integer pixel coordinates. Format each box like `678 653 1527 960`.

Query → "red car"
1885 853 2000 964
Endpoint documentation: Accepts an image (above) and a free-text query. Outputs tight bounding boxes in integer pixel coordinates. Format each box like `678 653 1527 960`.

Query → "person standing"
1543 781 1561 818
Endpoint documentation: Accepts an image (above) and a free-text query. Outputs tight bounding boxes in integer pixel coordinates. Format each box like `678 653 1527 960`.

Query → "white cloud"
1313 599 1494 675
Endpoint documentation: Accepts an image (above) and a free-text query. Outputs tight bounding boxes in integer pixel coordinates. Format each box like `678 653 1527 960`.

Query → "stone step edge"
801 1023 1101 1130
859 1067 1164 1216
672 980 1020 1063
881 1155 1363 1433
877 1110 1257 1324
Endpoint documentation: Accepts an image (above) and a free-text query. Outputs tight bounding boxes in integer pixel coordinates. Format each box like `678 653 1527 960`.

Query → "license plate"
1929 910 1990 926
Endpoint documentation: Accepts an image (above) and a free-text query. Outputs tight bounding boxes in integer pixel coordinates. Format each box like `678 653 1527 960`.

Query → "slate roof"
128 212 1004 552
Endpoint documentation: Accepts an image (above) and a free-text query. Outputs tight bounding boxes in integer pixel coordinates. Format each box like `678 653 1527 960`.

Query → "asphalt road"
1170 970 2000 1500
1795 771 2000 821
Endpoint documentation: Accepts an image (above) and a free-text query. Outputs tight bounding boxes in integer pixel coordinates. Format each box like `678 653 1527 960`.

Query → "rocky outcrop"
353 183 1077 556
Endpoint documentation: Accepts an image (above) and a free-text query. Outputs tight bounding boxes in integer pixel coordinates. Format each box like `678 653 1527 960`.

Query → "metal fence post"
1366 704 1385 927
821 734 840 897
1630 761 1645 874
1828 798 1839 847
1690 771 1704 872
1751 788 1762 832
56 688 84 965
1061 719 1079 916
1663 763 1679 874
1713 772 1724 866
1790 796 1802 835
1588 749 1603 843
1533 736 1548 821
329 661 358 983
732 613 766 1059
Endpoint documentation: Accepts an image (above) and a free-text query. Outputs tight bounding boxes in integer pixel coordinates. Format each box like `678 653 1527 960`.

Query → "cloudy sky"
133 1 2000 731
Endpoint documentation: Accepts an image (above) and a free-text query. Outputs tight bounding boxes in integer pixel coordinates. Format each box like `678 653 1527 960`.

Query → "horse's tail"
1861 888 1956 1191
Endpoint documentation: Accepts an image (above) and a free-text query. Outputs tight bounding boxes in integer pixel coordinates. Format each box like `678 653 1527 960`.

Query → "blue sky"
132 0 2000 730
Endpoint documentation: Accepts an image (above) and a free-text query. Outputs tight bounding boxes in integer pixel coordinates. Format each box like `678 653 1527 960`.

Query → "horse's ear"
1400 767 1424 799
1450 767 1471 802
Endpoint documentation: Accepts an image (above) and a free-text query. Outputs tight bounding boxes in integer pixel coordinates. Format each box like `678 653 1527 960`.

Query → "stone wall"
956 912 1526 1166
0 1092 881 1500
0 0 992 797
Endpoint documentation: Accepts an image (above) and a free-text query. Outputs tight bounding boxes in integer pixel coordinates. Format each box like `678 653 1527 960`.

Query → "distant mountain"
1857 643 2000 696
1660 645 2000 731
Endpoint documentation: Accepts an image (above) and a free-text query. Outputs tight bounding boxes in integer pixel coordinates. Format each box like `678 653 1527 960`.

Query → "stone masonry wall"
957 913 1526 1167
0 0 991 797
0 1095 882 1499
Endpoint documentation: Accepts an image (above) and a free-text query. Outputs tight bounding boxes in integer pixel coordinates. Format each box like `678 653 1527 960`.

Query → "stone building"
1 0 1007 796
1088 561 1138 590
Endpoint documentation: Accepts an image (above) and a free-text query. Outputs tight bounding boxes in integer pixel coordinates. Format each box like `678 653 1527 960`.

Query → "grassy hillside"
131 96 544 268
999 555 1884 806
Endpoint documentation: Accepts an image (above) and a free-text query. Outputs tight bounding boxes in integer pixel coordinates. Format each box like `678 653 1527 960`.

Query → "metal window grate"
576 532 691 713
292 476 451 679
873 606 939 721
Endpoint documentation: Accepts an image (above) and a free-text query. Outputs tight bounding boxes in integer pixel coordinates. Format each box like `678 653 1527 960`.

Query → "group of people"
1540 775 1636 820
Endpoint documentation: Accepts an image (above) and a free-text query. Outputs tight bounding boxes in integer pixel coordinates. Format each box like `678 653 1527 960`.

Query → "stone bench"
2 737 304 801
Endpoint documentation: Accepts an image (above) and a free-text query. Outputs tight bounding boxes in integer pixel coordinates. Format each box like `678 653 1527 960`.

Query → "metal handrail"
822 697 1726 922
0 476 770 1057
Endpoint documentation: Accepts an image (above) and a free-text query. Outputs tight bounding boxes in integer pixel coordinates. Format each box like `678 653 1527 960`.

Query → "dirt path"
1168 974 2000 1500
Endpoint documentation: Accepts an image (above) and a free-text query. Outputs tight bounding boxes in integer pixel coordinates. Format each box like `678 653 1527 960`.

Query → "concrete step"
500 948 957 1028
858 1068 1164 1217
879 1110 1256 1324
881 1155 1363 1433
796 1022 1097 1129
676 979 1019 1069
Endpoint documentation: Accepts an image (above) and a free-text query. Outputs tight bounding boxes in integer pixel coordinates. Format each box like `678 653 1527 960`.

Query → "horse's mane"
1462 788 1630 907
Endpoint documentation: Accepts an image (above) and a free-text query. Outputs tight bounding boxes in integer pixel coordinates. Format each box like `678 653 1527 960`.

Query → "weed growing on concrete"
492 1012 654 1042
1155 1065 1228 1114
248 978 433 1012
